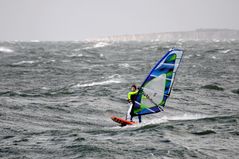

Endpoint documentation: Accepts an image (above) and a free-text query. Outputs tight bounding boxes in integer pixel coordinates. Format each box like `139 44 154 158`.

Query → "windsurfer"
127 84 142 123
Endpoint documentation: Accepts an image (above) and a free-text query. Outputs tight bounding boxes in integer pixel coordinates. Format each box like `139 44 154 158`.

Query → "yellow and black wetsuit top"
127 90 138 105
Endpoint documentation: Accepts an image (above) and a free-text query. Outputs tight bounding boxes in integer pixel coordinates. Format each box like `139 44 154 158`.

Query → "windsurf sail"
133 48 183 116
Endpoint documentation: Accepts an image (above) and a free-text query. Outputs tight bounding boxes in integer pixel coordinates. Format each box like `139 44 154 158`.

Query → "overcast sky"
0 0 238 40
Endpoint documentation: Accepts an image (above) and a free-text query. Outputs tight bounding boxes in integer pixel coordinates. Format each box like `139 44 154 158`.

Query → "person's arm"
127 91 138 103
127 92 132 103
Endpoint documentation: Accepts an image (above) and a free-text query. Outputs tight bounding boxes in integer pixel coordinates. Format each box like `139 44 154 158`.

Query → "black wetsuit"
128 91 142 123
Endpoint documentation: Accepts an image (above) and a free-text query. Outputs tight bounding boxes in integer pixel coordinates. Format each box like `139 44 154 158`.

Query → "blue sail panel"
133 49 183 116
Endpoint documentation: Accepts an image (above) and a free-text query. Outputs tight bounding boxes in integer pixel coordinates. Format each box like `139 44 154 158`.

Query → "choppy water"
0 40 239 159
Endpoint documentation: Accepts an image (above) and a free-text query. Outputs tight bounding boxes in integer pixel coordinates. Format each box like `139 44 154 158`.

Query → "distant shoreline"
1 29 238 42
86 29 239 42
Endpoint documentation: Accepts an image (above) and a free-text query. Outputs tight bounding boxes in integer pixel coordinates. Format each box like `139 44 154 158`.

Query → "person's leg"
138 115 142 123
126 103 133 120
129 104 135 122
130 116 133 122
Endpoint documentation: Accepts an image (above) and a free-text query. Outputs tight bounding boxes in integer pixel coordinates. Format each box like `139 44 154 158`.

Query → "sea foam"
0 47 14 53
74 79 122 88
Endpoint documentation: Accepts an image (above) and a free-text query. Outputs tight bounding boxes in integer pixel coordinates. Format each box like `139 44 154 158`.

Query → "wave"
232 89 239 95
0 87 75 97
0 90 41 97
220 49 231 54
108 74 121 79
68 53 84 57
160 113 209 121
213 39 220 43
68 52 104 59
230 131 239 136
74 79 122 88
82 42 111 50
211 56 217 59
94 42 110 48
73 48 82 52
137 114 238 130
191 130 216 135
201 84 224 91
99 53 104 57
123 114 238 135
183 54 193 59
119 63 130 68
12 60 37 65
120 113 210 129
118 113 239 130
0 47 14 53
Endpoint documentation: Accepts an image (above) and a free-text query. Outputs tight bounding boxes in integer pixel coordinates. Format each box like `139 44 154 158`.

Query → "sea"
0 40 238 159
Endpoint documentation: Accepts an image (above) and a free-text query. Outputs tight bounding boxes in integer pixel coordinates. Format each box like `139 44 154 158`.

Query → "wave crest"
0 47 14 53
74 79 122 88
12 60 37 65
201 84 224 91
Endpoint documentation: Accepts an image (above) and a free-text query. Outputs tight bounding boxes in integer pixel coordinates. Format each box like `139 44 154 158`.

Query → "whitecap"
213 39 220 43
82 46 92 50
13 60 36 65
62 60 70 63
94 42 110 48
184 54 193 59
212 56 216 59
161 113 208 121
220 49 230 54
81 42 110 50
41 87 49 90
68 53 83 57
108 74 121 79
74 79 121 88
130 113 210 128
119 63 130 68
0 47 14 53
73 48 82 52
112 113 211 129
